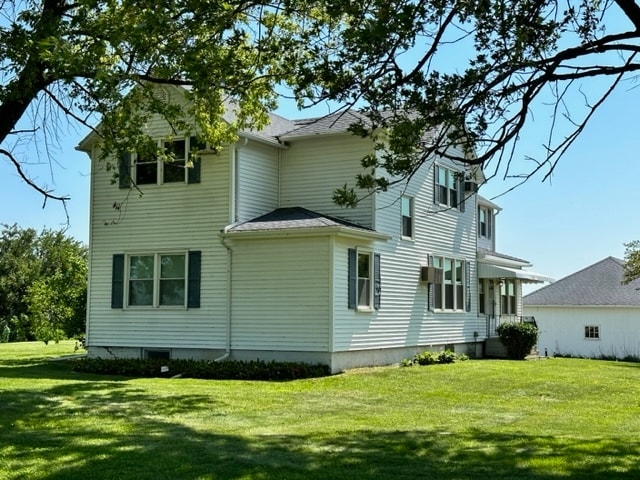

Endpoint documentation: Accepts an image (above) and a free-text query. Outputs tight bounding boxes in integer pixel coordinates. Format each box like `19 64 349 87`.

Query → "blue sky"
2 12 639 294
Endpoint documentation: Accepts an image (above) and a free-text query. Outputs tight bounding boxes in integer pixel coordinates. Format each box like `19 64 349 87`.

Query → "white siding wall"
331 155 483 352
525 305 640 358
477 233 493 252
230 236 331 351
280 135 375 228
87 91 232 350
236 140 279 222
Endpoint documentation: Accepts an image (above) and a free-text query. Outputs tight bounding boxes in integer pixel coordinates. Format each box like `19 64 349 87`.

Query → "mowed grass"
1 342 640 479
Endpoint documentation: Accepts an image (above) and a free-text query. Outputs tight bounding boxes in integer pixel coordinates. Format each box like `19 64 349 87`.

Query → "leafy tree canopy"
0 224 87 342
2 0 640 207
623 240 640 285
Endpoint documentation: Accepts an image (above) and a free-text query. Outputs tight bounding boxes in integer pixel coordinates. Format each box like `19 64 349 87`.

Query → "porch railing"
486 315 536 338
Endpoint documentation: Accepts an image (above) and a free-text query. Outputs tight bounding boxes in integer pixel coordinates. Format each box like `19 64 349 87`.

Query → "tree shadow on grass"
1 380 639 480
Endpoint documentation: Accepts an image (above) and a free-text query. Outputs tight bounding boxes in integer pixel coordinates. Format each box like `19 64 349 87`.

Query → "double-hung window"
501 279 517 315
111 251 201 309
432 256 467 311
435 165 463 210
401 196 414 239
119 136 205 188
348 248 381 310
478 206 492 238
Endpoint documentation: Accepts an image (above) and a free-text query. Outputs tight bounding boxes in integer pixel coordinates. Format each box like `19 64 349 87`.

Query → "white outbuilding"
523 257 640 359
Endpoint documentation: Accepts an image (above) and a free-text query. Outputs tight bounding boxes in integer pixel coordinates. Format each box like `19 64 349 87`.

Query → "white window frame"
401 195 414 239
125 252 188 308
356 248 374 310
436 165 461 209
501 279 517 315
432 255 466 312
478 205 492 239
584 325 600 340
133 137 203 185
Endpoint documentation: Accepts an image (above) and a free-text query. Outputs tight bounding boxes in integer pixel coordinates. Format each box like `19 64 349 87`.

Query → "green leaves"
0 224 87 343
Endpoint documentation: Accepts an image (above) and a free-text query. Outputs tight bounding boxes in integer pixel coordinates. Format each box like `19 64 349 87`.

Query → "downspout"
216 230 233 362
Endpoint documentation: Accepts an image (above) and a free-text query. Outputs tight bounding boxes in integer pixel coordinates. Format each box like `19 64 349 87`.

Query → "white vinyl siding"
526 305 640 359
236 141 279 222
280 135 375 228
87 99 231 349
332 153 482 352
230 236 331 351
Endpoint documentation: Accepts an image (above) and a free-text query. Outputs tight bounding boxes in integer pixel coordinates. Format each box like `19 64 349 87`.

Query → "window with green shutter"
111 251 201 308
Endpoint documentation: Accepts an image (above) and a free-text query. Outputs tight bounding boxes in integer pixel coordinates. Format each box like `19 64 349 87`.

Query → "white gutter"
216 232 233 362
223 226 390 242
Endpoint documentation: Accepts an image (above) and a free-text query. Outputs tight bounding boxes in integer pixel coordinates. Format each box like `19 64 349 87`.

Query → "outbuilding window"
585 325 600 339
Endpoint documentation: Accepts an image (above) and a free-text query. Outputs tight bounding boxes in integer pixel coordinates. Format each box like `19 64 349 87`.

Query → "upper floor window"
119 136 205 188
401 196 414 239
432 256 466 311
435 165 464 210
478 206 492 239
585 325 600 339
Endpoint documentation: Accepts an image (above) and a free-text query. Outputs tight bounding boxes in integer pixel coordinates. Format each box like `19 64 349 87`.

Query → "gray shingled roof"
226 207 375 233
523 257 640 306
279 110 370 139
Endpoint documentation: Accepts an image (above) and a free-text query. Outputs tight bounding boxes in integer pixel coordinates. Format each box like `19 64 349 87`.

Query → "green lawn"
1 342 640 479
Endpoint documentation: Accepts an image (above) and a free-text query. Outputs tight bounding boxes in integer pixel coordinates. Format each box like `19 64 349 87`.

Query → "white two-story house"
77 86 549 371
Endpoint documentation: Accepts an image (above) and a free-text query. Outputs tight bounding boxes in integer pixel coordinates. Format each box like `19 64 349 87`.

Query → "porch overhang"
478 263 553 284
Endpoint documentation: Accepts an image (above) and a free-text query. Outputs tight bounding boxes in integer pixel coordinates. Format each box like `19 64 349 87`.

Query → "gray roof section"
523 257 640 306
226 207 375 233
279 110 370 139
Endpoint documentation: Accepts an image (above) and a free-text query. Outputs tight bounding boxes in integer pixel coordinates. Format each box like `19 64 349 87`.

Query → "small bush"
401 349 468 367
72 357 331 380
496 322 539 360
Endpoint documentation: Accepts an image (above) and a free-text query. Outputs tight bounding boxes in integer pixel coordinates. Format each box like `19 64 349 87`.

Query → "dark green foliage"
402 349 469 367
0 224 87 343
496 322 539 360
72 357 331 380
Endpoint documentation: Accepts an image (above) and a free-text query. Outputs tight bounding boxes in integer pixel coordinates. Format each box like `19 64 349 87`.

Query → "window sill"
400 235 415 242
124 306 188 310
356 306 374 313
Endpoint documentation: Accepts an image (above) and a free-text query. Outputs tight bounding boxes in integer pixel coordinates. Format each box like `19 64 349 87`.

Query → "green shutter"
465 261 471 312
348 248 357 309
458 176 465 212
433 165 440 204
428 255 434 311
118 152 131 189
188 136 202 184
111 254 125 308
374 253 381 310
187 250 201 308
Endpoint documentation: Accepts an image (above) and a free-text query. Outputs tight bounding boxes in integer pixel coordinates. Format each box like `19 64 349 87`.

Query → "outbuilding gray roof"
225 207 375 233
523 257 640 306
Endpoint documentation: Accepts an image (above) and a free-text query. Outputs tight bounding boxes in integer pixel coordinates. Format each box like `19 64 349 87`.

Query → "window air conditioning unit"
420 266 443 283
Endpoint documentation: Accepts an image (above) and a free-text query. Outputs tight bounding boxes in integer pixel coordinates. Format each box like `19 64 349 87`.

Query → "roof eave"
222 225 390 241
